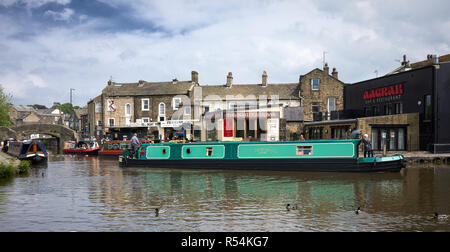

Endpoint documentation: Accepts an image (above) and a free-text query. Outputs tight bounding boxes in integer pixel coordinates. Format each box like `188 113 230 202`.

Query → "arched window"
159 103 166 121
125 104 131 116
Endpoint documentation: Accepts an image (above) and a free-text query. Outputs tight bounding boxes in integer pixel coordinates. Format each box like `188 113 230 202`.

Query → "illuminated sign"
363 84 404 100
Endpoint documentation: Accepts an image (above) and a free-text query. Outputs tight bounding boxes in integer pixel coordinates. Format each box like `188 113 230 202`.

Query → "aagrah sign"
363 84 404 103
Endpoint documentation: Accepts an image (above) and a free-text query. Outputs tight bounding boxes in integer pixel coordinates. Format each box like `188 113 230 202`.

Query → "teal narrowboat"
119 139 406 172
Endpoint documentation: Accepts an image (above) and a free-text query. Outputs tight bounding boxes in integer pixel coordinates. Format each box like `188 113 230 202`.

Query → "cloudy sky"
0 0 449 107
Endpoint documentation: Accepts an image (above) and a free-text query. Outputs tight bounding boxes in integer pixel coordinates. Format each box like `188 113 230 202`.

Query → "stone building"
87 73 198 140
86 66 346 142
87 95 103 137
299 63 346 122
69 108 88 135
194 71 302 142
8 105 35 125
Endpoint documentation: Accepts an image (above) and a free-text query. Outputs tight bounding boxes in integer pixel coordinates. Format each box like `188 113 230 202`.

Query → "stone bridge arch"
1 124 77 154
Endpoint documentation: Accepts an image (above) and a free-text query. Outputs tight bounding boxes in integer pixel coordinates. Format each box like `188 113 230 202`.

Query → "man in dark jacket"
362 134 373 158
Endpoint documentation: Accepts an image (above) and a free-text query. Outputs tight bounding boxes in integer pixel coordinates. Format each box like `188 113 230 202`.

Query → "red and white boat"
99 139 160 156
63 140 100 155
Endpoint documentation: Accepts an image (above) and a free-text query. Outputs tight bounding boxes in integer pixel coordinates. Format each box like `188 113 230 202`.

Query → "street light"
70 88 75 105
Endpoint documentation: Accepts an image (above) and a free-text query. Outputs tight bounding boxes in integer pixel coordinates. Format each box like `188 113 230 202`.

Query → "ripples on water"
0 155 449 232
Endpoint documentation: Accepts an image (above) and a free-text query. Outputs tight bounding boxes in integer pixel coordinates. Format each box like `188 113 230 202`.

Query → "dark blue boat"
18 140 48 164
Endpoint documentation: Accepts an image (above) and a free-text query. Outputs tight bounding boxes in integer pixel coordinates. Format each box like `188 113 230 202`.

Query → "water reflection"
0 156 449 231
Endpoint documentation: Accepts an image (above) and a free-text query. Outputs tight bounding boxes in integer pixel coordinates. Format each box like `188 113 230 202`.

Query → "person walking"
131 133 141 159
362 134 373 158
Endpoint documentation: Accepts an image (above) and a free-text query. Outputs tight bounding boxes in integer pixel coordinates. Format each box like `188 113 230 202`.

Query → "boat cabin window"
296 146 312 155
206 147 213 156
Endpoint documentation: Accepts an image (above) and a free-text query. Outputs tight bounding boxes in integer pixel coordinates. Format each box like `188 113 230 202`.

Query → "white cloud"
44 8 74 21
0 0 449 107
0 0 71 8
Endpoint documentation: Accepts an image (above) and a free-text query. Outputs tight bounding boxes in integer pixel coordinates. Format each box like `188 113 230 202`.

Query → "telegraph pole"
70 88 75 105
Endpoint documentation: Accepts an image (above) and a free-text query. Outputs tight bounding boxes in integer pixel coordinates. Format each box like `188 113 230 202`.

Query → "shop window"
371 127 407 151
311 78 320 90
398 128 405 150
371 129 378 150
296 146 312 155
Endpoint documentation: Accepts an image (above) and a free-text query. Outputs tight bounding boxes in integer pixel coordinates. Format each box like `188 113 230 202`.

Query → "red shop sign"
363 84 404 100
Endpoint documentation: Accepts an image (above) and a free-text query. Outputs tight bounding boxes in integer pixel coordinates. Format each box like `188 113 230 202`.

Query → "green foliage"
17 160 31 175
0 85 13 126
0 163 15 179
51 102 73 114
28 104 48 109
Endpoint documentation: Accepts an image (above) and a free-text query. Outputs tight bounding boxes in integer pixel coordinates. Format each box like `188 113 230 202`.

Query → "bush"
0 163 15 178
17 160 31 175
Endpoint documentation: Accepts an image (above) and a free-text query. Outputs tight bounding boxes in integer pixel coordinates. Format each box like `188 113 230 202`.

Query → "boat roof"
143 139 361 145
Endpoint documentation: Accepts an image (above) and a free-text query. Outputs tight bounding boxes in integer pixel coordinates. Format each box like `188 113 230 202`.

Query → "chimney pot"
324 63 329 75
191 71 199 83
262 70 268 86
226 72 233 87
332 68 338 79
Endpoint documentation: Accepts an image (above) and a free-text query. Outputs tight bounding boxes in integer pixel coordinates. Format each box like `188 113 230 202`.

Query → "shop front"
344 63 450 153
203 109 281 142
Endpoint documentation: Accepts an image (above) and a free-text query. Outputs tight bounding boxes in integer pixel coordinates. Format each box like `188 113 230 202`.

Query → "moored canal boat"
18 139 48 164
119 139 406 172
63 140 100 155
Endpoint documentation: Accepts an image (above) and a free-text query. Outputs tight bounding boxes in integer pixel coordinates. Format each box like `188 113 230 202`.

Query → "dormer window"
311 78 320 90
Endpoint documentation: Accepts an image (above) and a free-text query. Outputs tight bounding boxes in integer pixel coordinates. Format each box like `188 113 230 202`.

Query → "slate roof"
199 83 300 100
74 108 88 117
12 105 35 112
102 80 196 96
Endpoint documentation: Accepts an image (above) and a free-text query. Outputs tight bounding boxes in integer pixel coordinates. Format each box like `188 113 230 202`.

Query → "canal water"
0 155 449 232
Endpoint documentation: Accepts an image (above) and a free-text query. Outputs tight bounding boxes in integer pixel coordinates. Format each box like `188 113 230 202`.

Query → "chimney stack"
226 72 233 87
323 63 329 75
332 68 338 79
191 71 198 84
262 70 268 86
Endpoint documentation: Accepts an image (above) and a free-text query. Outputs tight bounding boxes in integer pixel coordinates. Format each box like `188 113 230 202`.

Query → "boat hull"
120 157 405 172
63 148 99 155
19 154 48 164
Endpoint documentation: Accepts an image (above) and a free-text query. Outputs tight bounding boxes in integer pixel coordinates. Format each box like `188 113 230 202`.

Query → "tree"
28 104 48 109
51 102 74 114
0 85 13 126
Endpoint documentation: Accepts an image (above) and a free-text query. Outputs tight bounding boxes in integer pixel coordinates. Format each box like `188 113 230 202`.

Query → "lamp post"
70 88 75 105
